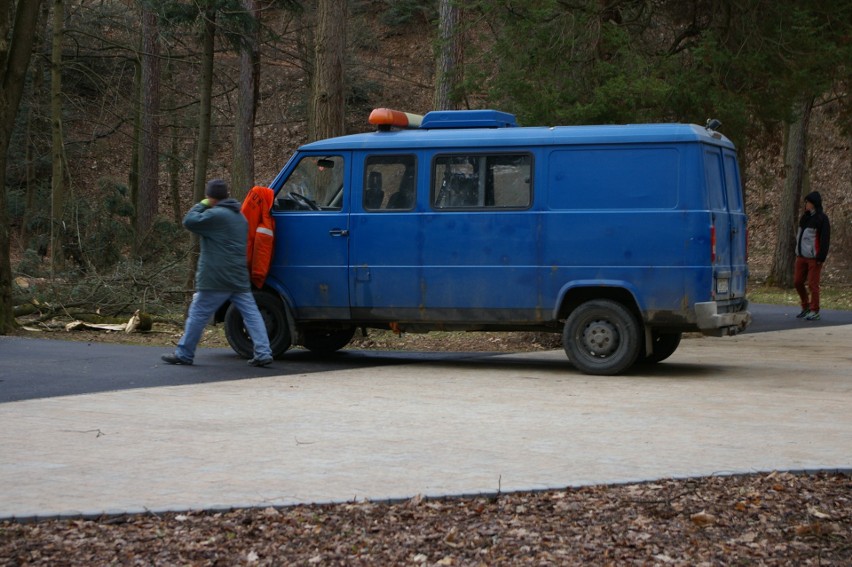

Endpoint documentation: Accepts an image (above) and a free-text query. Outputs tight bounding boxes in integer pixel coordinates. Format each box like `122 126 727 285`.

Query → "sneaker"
161 353 193 365
247 357 273 367
795 309 810 319
804 311 820 321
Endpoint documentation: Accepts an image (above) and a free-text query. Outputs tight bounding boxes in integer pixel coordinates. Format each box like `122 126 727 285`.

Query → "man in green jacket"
162 179 273 366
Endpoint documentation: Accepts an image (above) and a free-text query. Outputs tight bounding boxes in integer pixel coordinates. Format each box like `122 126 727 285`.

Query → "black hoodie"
795 191 831 262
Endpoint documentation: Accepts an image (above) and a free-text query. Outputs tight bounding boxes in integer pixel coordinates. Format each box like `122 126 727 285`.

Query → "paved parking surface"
1 325 850 521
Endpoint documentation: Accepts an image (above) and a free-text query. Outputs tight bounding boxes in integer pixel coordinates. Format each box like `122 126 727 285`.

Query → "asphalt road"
2 303 851 404
1 316 850 520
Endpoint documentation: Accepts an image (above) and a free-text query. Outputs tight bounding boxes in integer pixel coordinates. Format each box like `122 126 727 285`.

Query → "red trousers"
794 257 823 312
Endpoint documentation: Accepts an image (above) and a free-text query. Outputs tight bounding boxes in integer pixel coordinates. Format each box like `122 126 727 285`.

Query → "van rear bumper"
695 301 751 336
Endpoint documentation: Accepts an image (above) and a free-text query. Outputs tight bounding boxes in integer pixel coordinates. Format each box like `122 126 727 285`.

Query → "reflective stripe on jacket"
241 186 276 288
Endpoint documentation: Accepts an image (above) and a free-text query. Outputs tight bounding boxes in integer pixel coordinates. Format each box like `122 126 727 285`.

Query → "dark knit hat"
205 179 229 200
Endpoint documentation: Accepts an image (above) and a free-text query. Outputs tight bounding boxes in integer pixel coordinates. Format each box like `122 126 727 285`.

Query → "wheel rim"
260 307 276 336
240 309 275 342
580 318 620 357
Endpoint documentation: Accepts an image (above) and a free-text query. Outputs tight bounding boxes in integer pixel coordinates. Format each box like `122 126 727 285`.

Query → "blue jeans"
175 291 272 362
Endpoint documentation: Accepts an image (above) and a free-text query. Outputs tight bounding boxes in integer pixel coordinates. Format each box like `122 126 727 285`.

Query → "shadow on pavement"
2 304 850 403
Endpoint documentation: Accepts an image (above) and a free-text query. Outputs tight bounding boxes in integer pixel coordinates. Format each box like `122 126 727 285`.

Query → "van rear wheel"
641 331 682 364
563 300 641 375
224 291 291 359
301 327 356 354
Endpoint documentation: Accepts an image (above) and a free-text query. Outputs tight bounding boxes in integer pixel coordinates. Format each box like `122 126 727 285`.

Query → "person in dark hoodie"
162 179 273 366
794 191 831 321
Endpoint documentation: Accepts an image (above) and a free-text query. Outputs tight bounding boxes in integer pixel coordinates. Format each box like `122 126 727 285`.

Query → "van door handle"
329 228 349 237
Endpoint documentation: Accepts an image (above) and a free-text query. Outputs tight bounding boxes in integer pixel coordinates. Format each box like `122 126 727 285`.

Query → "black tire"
224 291 291 359
563 299 642 375
301 327 356 354
640 331 682 364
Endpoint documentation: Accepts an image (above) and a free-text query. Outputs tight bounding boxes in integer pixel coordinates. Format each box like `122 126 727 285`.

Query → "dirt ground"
16 321 566 354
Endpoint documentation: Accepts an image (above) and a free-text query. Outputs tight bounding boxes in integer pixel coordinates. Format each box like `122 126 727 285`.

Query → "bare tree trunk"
169 127 182 224
231 0 260 199
769 97 814 288
0 0 45 334
192 8 216 204
159 60 183 225
297 5 314 98
128 55 141 231
49 0 64 276
168 123 183 225
136 5 160 251
434 0 463 111
21 2 50 245
308 0 346 142
186 8 217 299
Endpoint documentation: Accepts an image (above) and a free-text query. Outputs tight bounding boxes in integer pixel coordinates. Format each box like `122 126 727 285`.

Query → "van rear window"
704 150 729 211
548 148 679 210
724 154 744 213
432 154 531 209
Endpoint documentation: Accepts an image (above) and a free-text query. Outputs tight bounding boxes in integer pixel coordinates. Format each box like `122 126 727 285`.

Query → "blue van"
223 109 750 375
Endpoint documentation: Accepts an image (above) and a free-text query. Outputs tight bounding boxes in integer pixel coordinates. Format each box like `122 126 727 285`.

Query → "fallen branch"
64 310 153 333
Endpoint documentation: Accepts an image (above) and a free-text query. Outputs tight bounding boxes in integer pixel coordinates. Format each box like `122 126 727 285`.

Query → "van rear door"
723 150 748 299
704 147 747 300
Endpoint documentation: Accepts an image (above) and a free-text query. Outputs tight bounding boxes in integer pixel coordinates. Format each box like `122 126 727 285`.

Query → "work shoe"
161 353 193 365
247 357 273 367
804 311 820 321
795 309 810 319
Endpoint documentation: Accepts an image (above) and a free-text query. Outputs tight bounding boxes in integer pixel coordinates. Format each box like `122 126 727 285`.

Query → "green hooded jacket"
183 198 251 292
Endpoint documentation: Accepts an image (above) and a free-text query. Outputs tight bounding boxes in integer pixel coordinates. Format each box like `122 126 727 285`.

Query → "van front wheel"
563 300 641 375
224 291 291 359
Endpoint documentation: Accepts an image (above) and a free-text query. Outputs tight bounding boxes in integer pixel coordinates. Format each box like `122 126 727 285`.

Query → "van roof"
300 120 736 153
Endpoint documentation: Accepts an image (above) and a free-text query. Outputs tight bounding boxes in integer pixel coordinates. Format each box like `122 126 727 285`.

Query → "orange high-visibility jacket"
241 185 275 289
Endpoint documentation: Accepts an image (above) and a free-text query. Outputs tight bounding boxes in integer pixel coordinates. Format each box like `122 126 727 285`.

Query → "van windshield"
281 155 345 210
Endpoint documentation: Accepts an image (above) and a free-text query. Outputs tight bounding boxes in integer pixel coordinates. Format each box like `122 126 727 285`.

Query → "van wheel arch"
557 286 642 323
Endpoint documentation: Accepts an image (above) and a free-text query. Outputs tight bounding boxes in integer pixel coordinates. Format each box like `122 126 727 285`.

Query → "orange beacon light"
369 108 424 129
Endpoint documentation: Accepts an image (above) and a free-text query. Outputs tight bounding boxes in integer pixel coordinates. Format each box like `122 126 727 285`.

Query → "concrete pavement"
1 325 850 521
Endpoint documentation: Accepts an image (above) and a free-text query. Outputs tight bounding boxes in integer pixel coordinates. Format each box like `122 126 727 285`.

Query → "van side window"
363 155 417 211
278 155 345 211
432 154 531 209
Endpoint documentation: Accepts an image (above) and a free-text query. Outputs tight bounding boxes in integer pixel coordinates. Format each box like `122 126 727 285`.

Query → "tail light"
710 224 717 264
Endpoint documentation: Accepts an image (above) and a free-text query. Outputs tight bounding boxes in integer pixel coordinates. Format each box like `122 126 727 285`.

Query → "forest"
0 0 850 333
